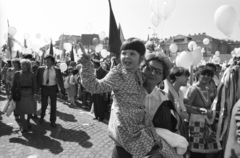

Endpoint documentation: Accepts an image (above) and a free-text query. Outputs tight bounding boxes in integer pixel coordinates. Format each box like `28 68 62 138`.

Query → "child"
69 69 78 106
79 38 181 158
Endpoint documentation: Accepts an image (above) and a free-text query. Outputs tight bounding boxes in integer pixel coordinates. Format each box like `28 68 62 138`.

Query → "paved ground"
0 90 114 158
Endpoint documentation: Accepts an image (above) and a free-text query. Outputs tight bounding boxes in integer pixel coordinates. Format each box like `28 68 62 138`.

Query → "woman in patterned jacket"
79 38 181 158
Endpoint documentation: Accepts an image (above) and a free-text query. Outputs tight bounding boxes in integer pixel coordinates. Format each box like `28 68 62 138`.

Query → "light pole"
148 27 157 43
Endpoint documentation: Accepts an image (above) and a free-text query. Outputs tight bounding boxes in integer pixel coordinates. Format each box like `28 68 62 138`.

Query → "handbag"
188 86 218 153
12 72 21 101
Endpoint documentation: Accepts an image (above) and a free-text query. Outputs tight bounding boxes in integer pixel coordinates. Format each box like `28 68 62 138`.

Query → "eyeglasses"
145 64 163 75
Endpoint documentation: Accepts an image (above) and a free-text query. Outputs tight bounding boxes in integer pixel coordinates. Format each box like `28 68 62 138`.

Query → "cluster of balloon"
36 33 41 39
64 43 72 52
60 63 67 72
176 51 193 69
203 38 210 45
214 5 237 37
8 27 17 36
100 49 110 58
150 0 177 28
98 31 106 41
92 38 99 46
95 44 103 52
24 33 30 40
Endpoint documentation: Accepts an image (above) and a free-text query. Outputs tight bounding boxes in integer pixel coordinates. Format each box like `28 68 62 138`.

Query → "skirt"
69 84 77 97
16 89 36 115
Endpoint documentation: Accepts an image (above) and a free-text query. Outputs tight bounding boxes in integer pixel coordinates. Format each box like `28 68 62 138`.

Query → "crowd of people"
0 37 239 158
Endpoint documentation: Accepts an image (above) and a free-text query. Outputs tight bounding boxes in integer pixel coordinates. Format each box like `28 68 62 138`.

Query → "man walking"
36 55 64 127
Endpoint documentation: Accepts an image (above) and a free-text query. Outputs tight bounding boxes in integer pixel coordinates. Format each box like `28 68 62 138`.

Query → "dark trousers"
41 85 57 123
190 152 207 158
82 87 93 107
92 94 106 120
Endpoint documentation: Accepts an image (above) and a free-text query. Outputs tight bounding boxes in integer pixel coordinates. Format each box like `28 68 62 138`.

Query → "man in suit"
36 55 64 127
92 59 108 121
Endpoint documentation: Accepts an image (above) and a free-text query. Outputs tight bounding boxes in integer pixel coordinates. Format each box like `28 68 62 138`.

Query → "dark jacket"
96 67 108 80
36 66 64 93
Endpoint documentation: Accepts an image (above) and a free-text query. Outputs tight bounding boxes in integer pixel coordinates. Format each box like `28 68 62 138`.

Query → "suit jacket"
96 67 108 80
36 66 64 93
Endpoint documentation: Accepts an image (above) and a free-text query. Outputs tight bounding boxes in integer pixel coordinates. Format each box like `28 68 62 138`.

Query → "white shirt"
144 87 169 120
43 66 56 86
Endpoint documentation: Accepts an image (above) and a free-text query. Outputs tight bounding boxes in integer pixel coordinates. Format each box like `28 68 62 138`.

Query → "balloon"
151 12 162 28
44 37 50 43
4 33 8 40
92 38 99 46
188 41 197 51
38 50 43 56
191 47 203 66
101 49 108 58
212 55 221 64
24 33 30 40
84 49 88 53
36 33 41 38
169 43 178 53
150 0 165 18
64 43 72 51
95 44 103 52
203 38 210 45
176 51 193 69
214 5 237 37
163 0 177 20
86 23 92 33
99 31 106 40
60 63 67 72
8 27 17 36
215 51 220 56
201 48 205 53
236 48 240 57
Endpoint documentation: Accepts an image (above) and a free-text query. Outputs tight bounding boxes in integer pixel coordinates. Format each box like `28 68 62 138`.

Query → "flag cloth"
70 45 75 61
7 20 13 58
118 24 125 43
24 39 27 48
59 34 65 62
49 40 54 55
108 0 121 56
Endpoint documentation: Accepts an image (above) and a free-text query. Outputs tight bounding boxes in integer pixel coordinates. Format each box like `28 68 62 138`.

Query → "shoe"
98 118 104 122
93 117 98 120
39 118 44 124
51 122 57 128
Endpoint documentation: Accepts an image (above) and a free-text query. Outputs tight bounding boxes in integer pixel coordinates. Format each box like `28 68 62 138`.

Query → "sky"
1 0 240 51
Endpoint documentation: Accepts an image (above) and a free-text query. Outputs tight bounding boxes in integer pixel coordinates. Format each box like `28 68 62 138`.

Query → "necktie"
46 68 50 85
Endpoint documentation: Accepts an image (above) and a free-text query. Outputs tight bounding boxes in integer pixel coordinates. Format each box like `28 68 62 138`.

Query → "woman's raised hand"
78 43 91 65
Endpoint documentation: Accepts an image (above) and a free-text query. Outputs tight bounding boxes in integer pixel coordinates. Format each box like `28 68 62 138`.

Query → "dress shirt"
43 66 57 86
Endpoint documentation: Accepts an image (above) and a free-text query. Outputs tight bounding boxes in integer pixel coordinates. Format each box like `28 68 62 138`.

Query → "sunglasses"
145 64 163 75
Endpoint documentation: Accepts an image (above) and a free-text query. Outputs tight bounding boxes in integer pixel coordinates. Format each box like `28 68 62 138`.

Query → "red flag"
118 23 125 43
49 40 54 55
70 45 74 61
108 0 121 56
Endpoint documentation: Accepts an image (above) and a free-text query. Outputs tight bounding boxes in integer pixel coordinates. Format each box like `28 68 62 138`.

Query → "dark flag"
108 0 121 56
24 39 27 48
49 39 54 55
118 23 125 43
70 44 74 61
59 34 65 61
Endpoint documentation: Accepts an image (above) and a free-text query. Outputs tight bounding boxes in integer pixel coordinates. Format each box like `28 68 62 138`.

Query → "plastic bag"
2 100 10 113
6 100 16 117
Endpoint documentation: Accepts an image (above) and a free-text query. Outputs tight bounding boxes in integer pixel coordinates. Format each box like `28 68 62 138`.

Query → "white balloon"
214 5 237 37
84 49 88 53
150 0 165 18
176 51 193 69
95 44 103 52
64 43 72 51
60 63 67 72
24 33 30 40
38 50 43 56
44 37 50 43
191 47 203 66
36 33 41 39
215 51 220 56
188 41 197 51
203 38 210 45
163 0 177 20
169 43 178 53
151 12 162 28
236 48 240 56
98 31 106 40
101 49 108 58
8 27 17 36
